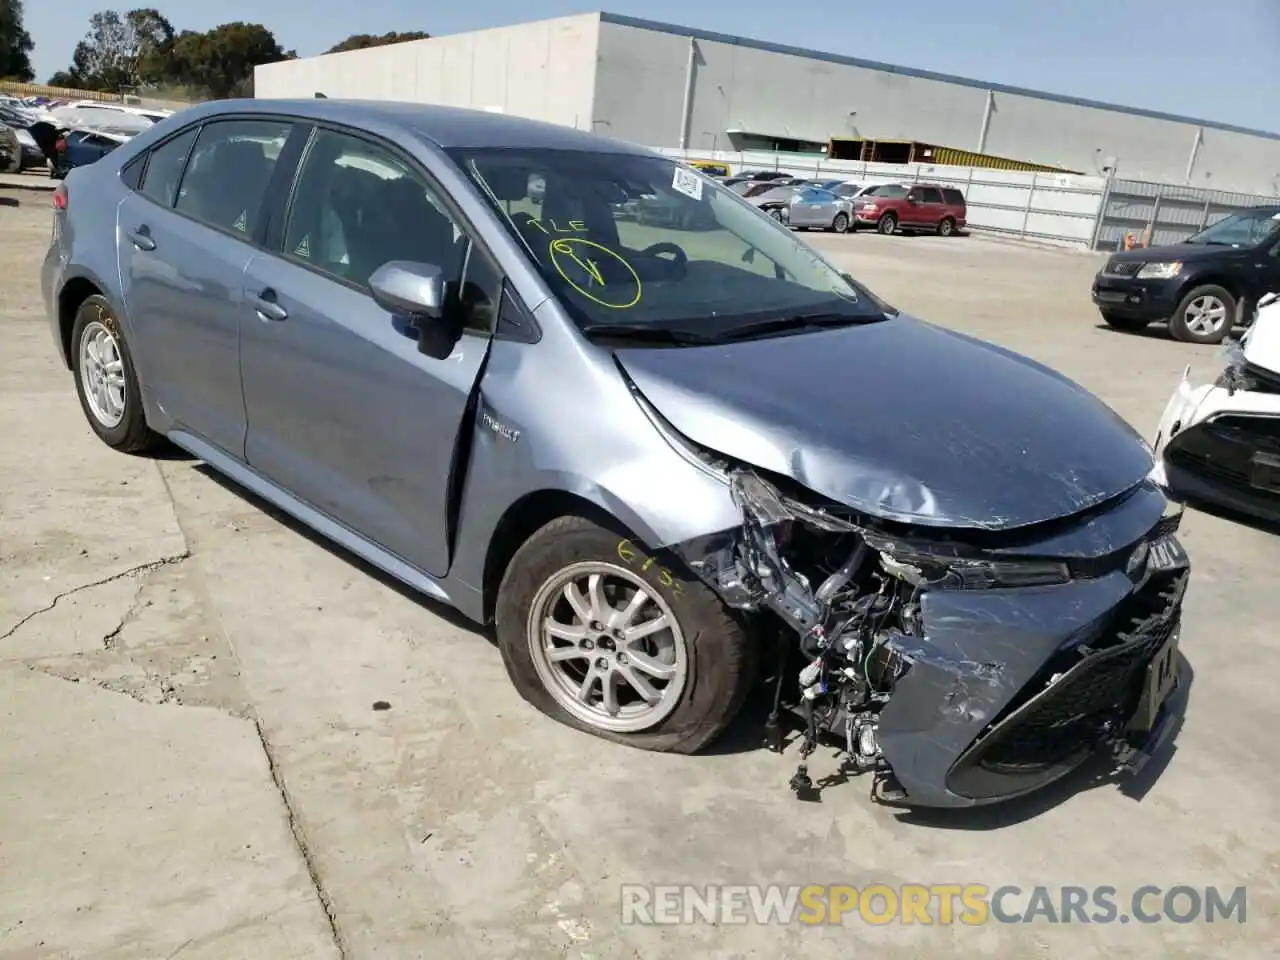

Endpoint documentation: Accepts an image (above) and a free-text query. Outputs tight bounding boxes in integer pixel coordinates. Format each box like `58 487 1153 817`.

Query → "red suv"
852 183 967 236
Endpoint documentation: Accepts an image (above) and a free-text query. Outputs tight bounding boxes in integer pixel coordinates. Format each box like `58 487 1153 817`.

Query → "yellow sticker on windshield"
548 237 642 309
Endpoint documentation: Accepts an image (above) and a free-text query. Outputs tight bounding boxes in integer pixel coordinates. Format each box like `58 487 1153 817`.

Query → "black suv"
1092 205 1280 344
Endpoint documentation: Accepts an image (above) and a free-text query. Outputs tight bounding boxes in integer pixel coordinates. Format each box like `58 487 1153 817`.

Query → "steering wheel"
640 242 688 269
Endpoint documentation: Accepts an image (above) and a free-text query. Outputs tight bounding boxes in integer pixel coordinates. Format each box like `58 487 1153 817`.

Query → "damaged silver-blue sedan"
42 98 1189 809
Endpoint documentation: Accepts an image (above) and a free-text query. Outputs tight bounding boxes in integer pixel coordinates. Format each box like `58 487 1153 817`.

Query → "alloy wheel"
527 562 689 733
79 320 127 429
1182 295 1228 338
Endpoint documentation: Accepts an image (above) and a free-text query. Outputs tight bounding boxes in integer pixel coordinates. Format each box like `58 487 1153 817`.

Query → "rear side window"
942 188 966 206
139 127 198 208
920 187 943 204
174 119 293 237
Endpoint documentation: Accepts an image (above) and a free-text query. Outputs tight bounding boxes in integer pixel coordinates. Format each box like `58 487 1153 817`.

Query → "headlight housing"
1135 261 1182 279
862 531 1071 590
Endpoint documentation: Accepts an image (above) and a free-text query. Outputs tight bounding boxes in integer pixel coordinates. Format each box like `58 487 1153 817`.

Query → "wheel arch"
1175 273 1242 307
479 487 667 625
55 268 122 368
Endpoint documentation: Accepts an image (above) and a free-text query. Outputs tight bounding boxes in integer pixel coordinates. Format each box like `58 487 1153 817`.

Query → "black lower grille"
956 571 1186 782
1168 416 1280 493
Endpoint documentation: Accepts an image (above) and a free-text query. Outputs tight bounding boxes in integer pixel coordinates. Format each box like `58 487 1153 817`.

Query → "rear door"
239 126 501 577
916 186 945 227
117 117 299 457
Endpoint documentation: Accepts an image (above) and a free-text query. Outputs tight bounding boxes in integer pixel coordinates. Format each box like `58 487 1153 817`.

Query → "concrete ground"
2 186 1278 960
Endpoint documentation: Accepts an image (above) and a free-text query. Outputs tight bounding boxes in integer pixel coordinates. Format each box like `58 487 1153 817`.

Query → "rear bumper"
1092 275 1180 320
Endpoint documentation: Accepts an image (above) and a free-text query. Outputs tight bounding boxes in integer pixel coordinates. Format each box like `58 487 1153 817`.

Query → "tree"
325 31 430 54
0 0 36 81
47 70 83 88
167 22 293 98
50 13 292 98
57 8 176 91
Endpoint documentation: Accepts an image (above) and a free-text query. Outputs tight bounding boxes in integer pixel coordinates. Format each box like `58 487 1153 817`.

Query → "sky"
24 0 1280 134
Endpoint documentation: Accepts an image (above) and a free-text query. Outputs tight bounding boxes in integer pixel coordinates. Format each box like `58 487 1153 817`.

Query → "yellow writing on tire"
549 237 642 309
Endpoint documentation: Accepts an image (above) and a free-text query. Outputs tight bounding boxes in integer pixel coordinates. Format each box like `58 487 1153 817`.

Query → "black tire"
832 212 850 233
1168 285 1236 345
768 207 783 222
70 295 161 453
937 217 956 237
495 515 757 755
877 213 897 235
1100 311 1152 332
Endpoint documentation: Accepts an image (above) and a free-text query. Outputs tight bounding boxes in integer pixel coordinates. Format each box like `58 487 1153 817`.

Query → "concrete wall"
593 19 1280 197
253 14 600 130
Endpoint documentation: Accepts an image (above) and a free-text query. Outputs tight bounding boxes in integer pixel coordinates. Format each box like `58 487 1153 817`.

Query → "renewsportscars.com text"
620 884 1247 926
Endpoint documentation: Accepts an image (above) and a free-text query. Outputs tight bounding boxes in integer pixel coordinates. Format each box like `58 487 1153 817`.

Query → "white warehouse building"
254 12 1280 196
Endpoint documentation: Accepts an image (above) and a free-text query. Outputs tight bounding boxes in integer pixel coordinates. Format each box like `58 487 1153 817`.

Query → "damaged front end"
669 466 1189 809
1155 296 1280 523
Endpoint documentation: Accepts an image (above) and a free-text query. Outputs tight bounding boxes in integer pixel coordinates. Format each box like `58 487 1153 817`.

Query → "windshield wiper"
580 323 714 345
703 311 883 344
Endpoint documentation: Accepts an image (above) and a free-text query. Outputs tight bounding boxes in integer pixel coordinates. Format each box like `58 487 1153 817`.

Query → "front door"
239 127 501 577
117 117 295 456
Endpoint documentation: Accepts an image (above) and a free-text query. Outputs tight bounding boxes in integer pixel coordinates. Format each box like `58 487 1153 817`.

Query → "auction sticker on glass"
672 166 704 201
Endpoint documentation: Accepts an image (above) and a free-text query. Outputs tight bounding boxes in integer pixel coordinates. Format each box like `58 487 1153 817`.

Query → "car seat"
184 138 274 233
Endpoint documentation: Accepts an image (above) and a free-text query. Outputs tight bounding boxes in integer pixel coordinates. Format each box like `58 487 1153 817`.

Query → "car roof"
173 98 653 156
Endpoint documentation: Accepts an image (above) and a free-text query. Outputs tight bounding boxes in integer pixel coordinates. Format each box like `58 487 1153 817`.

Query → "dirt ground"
2 181 1278 959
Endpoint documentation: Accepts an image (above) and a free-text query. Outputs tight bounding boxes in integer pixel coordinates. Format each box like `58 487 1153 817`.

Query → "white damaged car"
1154 292 1280 522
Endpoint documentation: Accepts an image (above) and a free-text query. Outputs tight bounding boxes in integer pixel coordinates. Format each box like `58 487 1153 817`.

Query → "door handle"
251 289 288 322
127 226 156 251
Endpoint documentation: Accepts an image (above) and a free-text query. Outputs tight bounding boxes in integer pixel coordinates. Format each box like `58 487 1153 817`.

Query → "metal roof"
160 97 652 153
599 12 1280 143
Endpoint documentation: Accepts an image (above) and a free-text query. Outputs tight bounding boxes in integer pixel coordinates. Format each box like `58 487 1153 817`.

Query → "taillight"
52 183 67 211
55 138 67 152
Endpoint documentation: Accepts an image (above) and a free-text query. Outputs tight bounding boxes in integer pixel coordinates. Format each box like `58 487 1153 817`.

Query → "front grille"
965 570 1186 774
1105 260 1142 277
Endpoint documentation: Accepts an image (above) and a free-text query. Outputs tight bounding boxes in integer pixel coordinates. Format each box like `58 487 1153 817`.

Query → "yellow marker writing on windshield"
548 237 642 309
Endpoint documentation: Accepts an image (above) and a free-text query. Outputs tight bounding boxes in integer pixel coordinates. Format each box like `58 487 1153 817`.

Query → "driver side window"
283 129 467 293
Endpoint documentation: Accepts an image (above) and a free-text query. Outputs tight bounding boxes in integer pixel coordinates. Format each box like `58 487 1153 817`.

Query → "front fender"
444 334 744 619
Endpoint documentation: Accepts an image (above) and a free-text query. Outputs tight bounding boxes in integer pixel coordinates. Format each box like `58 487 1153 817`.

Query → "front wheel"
832 212 850 233
1169 285 1236 344
877 213 898 235
495 516 757 754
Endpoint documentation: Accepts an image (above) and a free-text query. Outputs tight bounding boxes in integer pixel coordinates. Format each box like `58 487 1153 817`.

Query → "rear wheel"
832 212 850 233
1169 285 1235 344
1100 311 1151 332
877 213 897 235
495 515 757 754
937 217 956 237
70 295 161 453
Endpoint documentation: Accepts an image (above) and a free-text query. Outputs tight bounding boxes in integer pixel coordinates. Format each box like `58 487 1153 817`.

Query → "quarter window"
174 119 292 237
139 127 197 208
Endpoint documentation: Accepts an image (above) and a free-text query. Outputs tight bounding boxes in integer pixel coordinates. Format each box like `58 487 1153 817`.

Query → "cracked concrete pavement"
3 186 1279 959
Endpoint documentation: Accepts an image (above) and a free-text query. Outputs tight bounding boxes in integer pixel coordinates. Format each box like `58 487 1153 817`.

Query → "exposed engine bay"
671 466 1186 808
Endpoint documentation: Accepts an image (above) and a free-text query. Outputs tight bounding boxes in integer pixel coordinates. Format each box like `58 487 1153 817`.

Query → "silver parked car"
43 99 1190 810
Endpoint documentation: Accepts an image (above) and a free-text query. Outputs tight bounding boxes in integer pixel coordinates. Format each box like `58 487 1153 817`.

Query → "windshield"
860 184 907 199
1184 209 1280 247
452 148 880 333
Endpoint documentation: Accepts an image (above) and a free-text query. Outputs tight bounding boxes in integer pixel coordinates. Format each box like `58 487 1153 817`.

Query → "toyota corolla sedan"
42 99 1189 810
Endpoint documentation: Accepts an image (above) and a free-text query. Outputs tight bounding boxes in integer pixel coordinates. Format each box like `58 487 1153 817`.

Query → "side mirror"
369 261 458 359
369 261 444 318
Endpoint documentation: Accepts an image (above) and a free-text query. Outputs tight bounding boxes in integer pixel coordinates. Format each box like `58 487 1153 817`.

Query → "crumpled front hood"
616 316 1154 530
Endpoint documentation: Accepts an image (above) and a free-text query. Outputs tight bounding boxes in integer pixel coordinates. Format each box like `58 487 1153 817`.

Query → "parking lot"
2 181 1278 959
